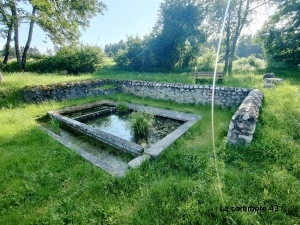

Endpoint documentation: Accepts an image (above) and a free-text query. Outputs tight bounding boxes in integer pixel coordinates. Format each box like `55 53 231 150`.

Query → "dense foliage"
237 35 264 59
104 40 126 57
257 0 300 66
0 0 107 70
1 45 106 74
114 0 206 72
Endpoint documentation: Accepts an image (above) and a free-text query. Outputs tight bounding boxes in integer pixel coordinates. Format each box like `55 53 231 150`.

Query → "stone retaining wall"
23 79 252 108
121 80 251 108
23 79 121 103
226 89 263 145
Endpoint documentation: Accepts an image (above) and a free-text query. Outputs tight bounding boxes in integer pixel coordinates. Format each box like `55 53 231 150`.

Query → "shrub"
1 60 20 72
129 111 154 138
195 46 223 72
116 103 128 114
114 49 130 70
52 44 106 74
266 58 299 70
233 55 266 73
2 44 106 74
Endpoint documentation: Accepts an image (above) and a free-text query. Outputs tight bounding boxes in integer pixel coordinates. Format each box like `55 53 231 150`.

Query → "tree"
1 45 42 59
113 0 206 72
21 4 36 70
257 0 300 66
152 0 206 70
237 35 263 58
205 0 270 75
0 0 13 65
0 0 107 70
105 40 126 57
10 0 22 69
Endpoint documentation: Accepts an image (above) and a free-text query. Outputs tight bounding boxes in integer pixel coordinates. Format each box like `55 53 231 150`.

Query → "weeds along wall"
23 79 263 145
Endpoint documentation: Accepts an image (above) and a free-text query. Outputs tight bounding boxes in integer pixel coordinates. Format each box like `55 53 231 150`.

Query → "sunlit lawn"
0 70 299 224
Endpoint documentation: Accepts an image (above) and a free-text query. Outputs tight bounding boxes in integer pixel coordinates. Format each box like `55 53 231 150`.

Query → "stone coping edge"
39 126 127 177
48 100 202 168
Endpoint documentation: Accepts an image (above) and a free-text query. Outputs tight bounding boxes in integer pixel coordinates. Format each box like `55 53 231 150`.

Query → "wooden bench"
192 72 225 84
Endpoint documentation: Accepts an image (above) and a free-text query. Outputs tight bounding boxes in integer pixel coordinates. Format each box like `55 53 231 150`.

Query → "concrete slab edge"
39 125 127 177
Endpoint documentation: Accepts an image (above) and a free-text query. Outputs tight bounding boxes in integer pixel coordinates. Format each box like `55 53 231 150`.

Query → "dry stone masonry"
121 80 251 108
23 79 264 145
23 79 120 102
24 79 252 108
263 72 284 89
226 89 263 145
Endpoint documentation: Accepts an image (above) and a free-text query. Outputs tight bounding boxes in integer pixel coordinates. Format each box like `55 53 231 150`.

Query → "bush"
114 50 130 70
116 103 128 114
266 58 299 71
51 44 106 74
195 46 217 71
129 111 154 138
1 60 20 72
1 44 106 74
233 55 266 73
195 46 223 72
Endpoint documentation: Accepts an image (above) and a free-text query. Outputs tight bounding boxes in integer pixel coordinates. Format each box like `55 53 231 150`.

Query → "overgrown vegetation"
129 111 154 138
232 55 266 74
0 69 299 224
257 0 300 66
49 117 60 135
1 45 106 74
116 102 129 114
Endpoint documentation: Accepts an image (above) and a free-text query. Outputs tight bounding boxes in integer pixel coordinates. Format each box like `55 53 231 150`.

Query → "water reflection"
82 113 183 147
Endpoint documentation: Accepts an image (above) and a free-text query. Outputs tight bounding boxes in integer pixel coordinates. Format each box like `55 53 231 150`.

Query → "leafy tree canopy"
257 0 300 65
114 0 206 72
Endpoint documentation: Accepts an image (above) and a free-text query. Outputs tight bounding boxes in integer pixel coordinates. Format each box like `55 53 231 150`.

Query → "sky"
0 0 162 53
0 0 270 53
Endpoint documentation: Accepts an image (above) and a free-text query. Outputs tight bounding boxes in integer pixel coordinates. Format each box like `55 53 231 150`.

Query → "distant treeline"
1 45 105 74
1 0 299 74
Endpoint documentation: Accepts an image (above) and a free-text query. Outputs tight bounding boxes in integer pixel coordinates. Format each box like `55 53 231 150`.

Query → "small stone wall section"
226 89 263 145
23 79 121 103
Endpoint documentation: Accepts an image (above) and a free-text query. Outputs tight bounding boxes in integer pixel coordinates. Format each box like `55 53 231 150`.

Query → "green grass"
0 69 299 224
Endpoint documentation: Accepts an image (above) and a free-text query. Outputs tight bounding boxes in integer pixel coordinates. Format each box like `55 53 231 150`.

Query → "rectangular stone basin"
47 100 201 169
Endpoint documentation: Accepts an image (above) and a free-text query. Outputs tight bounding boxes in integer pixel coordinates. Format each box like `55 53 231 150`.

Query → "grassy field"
0 70 299 224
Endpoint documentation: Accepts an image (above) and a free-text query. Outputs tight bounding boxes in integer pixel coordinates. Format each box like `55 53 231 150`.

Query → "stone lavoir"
24 79 263 145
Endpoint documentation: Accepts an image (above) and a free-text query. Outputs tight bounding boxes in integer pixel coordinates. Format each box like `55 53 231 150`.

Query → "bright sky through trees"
0 0 269 53
0 0 160 52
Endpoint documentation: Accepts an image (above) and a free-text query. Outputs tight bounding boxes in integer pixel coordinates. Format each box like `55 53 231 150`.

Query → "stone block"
263 83 275 89
238 135 253 144
265 78 284 84
263 73 275 79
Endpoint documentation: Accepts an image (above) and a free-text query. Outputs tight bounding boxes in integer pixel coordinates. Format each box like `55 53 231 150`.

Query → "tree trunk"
10 0 22 70
3 23 13 65
223 10 231 76
22 6 36 71
227 0 250 75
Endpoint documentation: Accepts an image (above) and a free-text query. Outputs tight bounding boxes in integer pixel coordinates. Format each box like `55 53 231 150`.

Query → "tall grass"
0 70 299 224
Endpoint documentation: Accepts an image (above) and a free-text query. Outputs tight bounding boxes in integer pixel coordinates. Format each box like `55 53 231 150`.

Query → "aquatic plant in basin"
129 111 154 138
